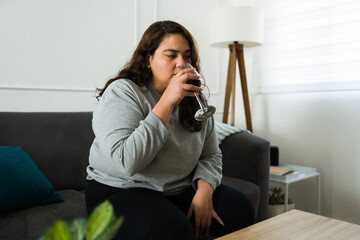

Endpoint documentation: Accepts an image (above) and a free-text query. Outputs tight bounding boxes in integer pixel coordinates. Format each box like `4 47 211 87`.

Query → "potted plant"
268 187 295 218
39 200 123 240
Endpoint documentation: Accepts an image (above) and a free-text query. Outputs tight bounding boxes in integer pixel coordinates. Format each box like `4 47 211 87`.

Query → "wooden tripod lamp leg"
236 44 253 132
230 56 236 126
222 44 237 125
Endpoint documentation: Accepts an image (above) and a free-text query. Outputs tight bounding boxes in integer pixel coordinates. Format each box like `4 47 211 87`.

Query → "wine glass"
179 63 216 121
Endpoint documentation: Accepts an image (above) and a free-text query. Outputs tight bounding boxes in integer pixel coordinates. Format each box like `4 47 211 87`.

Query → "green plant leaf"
86 200 114 240
95 216 124 240
269 187 293 205
43 220 71 240
70 218 87 240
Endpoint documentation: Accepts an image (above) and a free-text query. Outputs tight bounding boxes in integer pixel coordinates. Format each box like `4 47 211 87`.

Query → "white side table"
269 164 321 214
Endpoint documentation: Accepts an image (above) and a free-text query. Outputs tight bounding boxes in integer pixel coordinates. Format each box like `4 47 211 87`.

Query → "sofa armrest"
220 132 270 222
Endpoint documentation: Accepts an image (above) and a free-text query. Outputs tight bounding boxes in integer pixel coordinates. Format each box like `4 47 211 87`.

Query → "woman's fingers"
175 67 197 76
201 211 224 237
205 215 212 236
195 214 220 238
183 83 202 93
196 217 210 238
195 216 201 238
213 211 225 226
171 67 203 98
174 68 200 83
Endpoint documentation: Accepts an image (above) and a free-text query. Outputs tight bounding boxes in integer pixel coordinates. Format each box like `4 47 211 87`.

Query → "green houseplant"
39 200 123 240
268 187 295 218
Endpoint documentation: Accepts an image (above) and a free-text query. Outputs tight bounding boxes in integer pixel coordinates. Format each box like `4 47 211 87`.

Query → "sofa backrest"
0 112 94 191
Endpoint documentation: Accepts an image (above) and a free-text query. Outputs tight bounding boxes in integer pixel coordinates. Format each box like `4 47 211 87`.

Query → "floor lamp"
210 6 264 131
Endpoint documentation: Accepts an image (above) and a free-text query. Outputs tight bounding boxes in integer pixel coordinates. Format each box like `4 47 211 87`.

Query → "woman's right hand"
162 67 202 106
152 67 202 126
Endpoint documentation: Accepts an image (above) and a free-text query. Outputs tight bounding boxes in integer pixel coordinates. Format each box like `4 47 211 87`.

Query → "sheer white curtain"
253 0 360 93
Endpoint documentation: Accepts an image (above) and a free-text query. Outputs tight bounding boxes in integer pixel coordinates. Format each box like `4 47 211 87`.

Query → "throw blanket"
215 121 251 145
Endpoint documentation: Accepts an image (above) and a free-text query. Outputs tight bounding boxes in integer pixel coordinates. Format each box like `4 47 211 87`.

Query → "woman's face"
149 34 191 94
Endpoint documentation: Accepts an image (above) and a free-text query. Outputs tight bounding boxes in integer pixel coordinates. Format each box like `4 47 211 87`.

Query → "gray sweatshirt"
86 79 222 195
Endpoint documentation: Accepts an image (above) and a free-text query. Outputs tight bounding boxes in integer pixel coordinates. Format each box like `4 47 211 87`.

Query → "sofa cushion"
0 146 63 214
221 176 260 218
0 189 87 240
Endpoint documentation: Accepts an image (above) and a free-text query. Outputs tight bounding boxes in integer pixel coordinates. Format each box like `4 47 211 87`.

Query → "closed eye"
166 55 177 59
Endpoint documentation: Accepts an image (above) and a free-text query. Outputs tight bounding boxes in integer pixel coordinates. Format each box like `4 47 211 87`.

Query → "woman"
85 20 254 239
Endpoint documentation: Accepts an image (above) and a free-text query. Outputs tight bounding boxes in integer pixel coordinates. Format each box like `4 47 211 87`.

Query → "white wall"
250 0 360 225
1 0 359 225
253 91 360 224
0 0 224 114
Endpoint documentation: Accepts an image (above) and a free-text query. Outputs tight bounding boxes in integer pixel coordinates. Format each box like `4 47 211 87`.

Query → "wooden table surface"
217 209 360 240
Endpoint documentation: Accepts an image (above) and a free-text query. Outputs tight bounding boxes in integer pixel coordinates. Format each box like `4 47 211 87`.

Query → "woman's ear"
147 54 152 68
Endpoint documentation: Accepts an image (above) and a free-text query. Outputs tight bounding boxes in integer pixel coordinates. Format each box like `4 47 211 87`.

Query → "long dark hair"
97 21 202 131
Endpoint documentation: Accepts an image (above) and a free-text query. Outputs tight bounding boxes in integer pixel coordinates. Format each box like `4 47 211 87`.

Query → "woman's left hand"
187 179 224 238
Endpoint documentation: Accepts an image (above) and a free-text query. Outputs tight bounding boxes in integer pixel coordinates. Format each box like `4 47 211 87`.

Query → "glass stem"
194 92 206 110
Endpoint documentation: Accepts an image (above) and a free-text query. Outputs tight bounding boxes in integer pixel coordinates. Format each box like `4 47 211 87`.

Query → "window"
253 0 360 93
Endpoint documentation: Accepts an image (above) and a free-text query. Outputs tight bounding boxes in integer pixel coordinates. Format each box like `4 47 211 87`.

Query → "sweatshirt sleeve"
192 117 223 190
91 80 169 177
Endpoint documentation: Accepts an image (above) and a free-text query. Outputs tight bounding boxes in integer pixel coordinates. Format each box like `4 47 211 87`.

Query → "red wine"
186 79 201 87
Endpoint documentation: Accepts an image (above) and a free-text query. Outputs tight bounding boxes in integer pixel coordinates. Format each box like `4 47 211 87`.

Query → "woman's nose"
176 57 186 68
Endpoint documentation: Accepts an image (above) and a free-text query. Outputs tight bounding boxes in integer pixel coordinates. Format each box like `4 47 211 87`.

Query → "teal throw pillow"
0 146 63 213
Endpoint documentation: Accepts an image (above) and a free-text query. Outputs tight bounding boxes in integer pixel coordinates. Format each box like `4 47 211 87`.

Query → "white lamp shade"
210 6 264 48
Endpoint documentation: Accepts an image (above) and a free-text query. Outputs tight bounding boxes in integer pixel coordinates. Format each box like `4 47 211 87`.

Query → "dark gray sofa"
0 112 269 240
